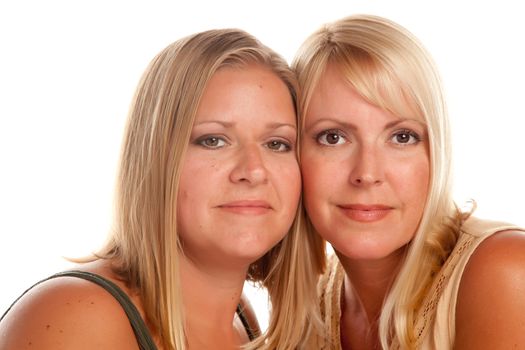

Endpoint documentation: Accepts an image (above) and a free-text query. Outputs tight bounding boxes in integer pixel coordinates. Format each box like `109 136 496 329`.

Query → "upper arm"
455 230 525 349
0 277 141 350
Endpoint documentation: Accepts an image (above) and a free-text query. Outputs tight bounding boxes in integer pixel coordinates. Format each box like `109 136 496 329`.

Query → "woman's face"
301 64 430 261
177 65 300 270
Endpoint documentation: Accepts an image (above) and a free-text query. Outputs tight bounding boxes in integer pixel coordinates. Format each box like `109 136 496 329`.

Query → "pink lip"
218 200 272 215
338 204 393 222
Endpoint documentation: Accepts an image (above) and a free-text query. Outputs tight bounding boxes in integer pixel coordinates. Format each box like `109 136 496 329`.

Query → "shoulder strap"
1 270 157 350
236 304 258 341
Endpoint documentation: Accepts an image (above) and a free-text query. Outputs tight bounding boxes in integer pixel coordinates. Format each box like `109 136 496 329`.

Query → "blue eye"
266 140 291 152
391 129 420 145
316 130 347 146
196 136 227 149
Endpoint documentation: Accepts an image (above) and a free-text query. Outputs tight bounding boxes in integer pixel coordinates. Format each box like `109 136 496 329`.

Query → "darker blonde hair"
96 28 320 349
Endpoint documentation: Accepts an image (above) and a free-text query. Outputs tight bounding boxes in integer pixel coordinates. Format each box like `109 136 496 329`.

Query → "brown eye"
327 134 340 144
391 129 420 145
204 137 219 146
196 136 227 149
266 140 291 152
317 130 347 146
395 133 410 143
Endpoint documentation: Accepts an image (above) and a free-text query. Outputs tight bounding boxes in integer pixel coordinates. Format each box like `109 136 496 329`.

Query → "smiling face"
177 65 300 270
301 64 430 261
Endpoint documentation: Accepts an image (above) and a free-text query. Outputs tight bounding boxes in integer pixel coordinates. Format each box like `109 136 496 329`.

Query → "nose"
229 145 268 185
349 144 384 187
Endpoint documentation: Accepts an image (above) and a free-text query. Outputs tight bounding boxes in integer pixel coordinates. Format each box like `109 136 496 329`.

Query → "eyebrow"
305 117 425 131
384 118 426 129
303 118 357 132
267 122 297 130
193 120 234 127
193 120 297 130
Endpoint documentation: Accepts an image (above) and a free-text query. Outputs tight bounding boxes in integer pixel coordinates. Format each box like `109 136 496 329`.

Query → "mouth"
217 200 272 215
337 204 393 222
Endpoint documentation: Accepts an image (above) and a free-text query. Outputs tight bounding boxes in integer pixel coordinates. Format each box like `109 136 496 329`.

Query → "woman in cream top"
293 14 525 349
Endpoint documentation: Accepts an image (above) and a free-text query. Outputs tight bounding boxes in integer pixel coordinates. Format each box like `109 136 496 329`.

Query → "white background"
1 0 524 331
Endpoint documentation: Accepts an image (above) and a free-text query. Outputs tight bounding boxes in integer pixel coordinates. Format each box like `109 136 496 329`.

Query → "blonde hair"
293 15 462 348
94 28 320 349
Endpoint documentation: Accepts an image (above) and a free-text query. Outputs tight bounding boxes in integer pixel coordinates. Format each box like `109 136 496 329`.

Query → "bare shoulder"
455 229 525 349
0 271 140 350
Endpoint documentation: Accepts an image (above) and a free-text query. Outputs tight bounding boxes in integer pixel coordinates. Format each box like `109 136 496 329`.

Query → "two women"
2 15 524 350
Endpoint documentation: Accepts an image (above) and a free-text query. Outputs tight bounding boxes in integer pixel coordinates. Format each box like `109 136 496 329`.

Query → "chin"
235 244 275 263
333 239 405 261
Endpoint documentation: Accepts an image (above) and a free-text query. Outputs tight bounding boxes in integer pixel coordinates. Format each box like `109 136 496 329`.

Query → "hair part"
293 14 461 348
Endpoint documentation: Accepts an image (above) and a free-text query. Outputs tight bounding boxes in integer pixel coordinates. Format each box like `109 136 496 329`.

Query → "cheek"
301 163 317 200
300 158 332 225
177 155 218 212
176 180 196 233
276 161 302 206
300 159 317 199
393 156 430 209
180 153 221 185
301 154 340 200
412 157 430 198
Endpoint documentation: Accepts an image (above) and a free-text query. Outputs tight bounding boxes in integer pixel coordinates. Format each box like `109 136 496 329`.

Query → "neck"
179 254 249 349
337 247 406 325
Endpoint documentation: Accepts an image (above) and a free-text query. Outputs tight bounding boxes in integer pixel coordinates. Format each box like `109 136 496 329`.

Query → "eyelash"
315 129 347 146
314 128 422 146
194 135 228 149
390 129 421 145
194 135 292 152
265 139 293 152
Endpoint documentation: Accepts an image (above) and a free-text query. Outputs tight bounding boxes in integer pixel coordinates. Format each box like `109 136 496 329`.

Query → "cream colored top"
307 216 524 349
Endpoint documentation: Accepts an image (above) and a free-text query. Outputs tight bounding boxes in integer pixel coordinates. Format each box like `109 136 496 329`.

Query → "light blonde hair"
293 14 462 348
93 29 321 349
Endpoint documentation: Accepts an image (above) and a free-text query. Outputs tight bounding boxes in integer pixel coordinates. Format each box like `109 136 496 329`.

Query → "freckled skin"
177 65 298 348
177 65 300 270
0 262 145 349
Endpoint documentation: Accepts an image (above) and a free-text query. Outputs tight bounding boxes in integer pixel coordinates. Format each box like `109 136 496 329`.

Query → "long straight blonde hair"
95 29 322 349
293 15 461 348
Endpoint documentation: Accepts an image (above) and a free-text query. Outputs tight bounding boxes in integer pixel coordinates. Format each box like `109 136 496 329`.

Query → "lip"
337 204 393 222
217 200 272 215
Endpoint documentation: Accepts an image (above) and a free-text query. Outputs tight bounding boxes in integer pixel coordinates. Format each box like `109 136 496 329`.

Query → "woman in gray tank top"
0 28 319 350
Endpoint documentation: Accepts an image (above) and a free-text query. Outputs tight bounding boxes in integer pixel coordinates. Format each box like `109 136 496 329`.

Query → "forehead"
195 65 296 125
307 65 379 120
309 63 425 124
